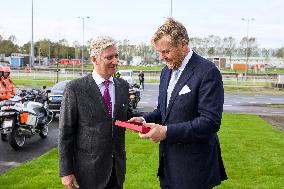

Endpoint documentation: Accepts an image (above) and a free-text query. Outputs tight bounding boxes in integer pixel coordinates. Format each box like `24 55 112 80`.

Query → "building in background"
207 57 226 70
230 63 248 72
9 53 29 68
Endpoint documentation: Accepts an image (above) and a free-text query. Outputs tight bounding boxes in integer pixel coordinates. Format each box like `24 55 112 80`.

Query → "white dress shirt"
167 50 193 107
92 70 115 117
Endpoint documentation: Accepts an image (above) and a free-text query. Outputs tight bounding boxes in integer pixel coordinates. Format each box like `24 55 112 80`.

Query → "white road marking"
139 101 149 104
0 161 21 167
243 97 255 99
269 98 284 101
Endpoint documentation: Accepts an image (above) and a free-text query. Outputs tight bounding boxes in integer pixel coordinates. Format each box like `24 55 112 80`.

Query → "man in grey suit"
59 36 133 189
130 18 227 189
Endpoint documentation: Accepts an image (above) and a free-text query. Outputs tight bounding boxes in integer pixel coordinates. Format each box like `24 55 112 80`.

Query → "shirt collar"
177 49 193 72
92 70 114 86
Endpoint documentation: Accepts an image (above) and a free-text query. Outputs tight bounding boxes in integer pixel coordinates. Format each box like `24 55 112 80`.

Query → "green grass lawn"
49 64 165 72
223 86 283 93
13 78 55 88
216 114 284 189
0 114 283 188
12 77 77 88
256 104 284 108
223 81 272 86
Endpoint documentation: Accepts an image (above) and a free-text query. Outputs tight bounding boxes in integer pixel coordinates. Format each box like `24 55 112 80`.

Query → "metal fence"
11 69 279 84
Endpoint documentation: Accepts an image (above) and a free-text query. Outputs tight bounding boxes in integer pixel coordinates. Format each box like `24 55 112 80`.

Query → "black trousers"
105 156 122 189
159 156 170 189
160 176 170 189
159 157 212 189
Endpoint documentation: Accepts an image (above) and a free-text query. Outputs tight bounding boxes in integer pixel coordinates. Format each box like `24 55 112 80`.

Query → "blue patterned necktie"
167 69 180 107
103 80 112 116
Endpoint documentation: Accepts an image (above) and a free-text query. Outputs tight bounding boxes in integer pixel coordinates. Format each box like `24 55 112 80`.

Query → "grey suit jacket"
59 74 132 189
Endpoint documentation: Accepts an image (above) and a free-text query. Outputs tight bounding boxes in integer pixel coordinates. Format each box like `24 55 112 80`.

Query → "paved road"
1 83 283 175
139 84 284 115
0 119 59 174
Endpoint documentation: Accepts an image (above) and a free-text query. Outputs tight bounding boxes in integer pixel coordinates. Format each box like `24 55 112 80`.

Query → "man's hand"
61 174 79 189
139 123 167 143
128 117 145 123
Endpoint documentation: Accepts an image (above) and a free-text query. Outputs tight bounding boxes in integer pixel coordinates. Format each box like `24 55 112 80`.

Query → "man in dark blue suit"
130 18 227 189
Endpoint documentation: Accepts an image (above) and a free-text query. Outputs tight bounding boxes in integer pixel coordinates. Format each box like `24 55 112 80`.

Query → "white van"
118 70 134 84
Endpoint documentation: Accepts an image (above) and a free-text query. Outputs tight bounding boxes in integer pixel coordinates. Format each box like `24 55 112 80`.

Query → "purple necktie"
103 80 112 116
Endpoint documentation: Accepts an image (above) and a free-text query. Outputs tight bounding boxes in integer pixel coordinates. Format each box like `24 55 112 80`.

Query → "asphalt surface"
0 83 283 175
0 118 59 174
138 84 284 115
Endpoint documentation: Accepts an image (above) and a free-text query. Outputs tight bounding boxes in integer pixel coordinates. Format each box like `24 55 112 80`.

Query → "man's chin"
109 67 116 72
166 60 183 70
166 63 178 70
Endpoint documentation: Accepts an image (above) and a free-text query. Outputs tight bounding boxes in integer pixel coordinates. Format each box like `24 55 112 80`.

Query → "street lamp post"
170 0 173 17
242 18 254 81
78 16 90 76
30 0 34 68
38 48 41 66
48 44 51 65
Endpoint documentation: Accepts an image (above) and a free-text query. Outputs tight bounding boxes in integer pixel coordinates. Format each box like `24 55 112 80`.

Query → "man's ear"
180 39 189 53
91 56 96 64
181 39 188 47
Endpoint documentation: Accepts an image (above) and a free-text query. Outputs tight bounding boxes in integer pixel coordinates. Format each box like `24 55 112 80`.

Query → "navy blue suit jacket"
144 52 227 189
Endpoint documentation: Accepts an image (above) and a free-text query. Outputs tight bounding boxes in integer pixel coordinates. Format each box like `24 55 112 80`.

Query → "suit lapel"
165 54 197 119
86 74 109 117
160 67 172 118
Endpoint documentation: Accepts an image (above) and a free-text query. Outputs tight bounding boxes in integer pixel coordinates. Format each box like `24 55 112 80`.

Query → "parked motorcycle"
0 88 53 150
129 83 141 109
19 87 49 104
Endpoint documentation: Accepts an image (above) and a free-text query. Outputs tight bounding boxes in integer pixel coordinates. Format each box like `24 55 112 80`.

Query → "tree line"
0 34 284 64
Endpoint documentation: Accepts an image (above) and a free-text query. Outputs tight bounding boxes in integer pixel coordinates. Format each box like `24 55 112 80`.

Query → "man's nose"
112 57 119 65
159 52 166 60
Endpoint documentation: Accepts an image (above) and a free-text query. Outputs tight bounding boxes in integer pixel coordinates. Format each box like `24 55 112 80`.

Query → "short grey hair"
89 36 116 57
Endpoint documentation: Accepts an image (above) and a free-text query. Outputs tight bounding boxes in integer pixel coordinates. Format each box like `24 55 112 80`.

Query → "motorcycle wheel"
39 125 48 138
8 124 25 150
1 133 8 142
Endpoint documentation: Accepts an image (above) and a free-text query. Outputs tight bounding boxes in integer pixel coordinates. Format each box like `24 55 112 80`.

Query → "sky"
0 0 283 48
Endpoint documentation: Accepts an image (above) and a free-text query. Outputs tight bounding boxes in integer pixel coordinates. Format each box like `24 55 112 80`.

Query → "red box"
115 120 150 134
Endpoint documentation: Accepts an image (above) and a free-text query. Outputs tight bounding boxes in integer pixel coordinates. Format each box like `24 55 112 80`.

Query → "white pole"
242 18 254 81
30 0 34 68
78 16 90 76
170 0 173 17
82 17 84 76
